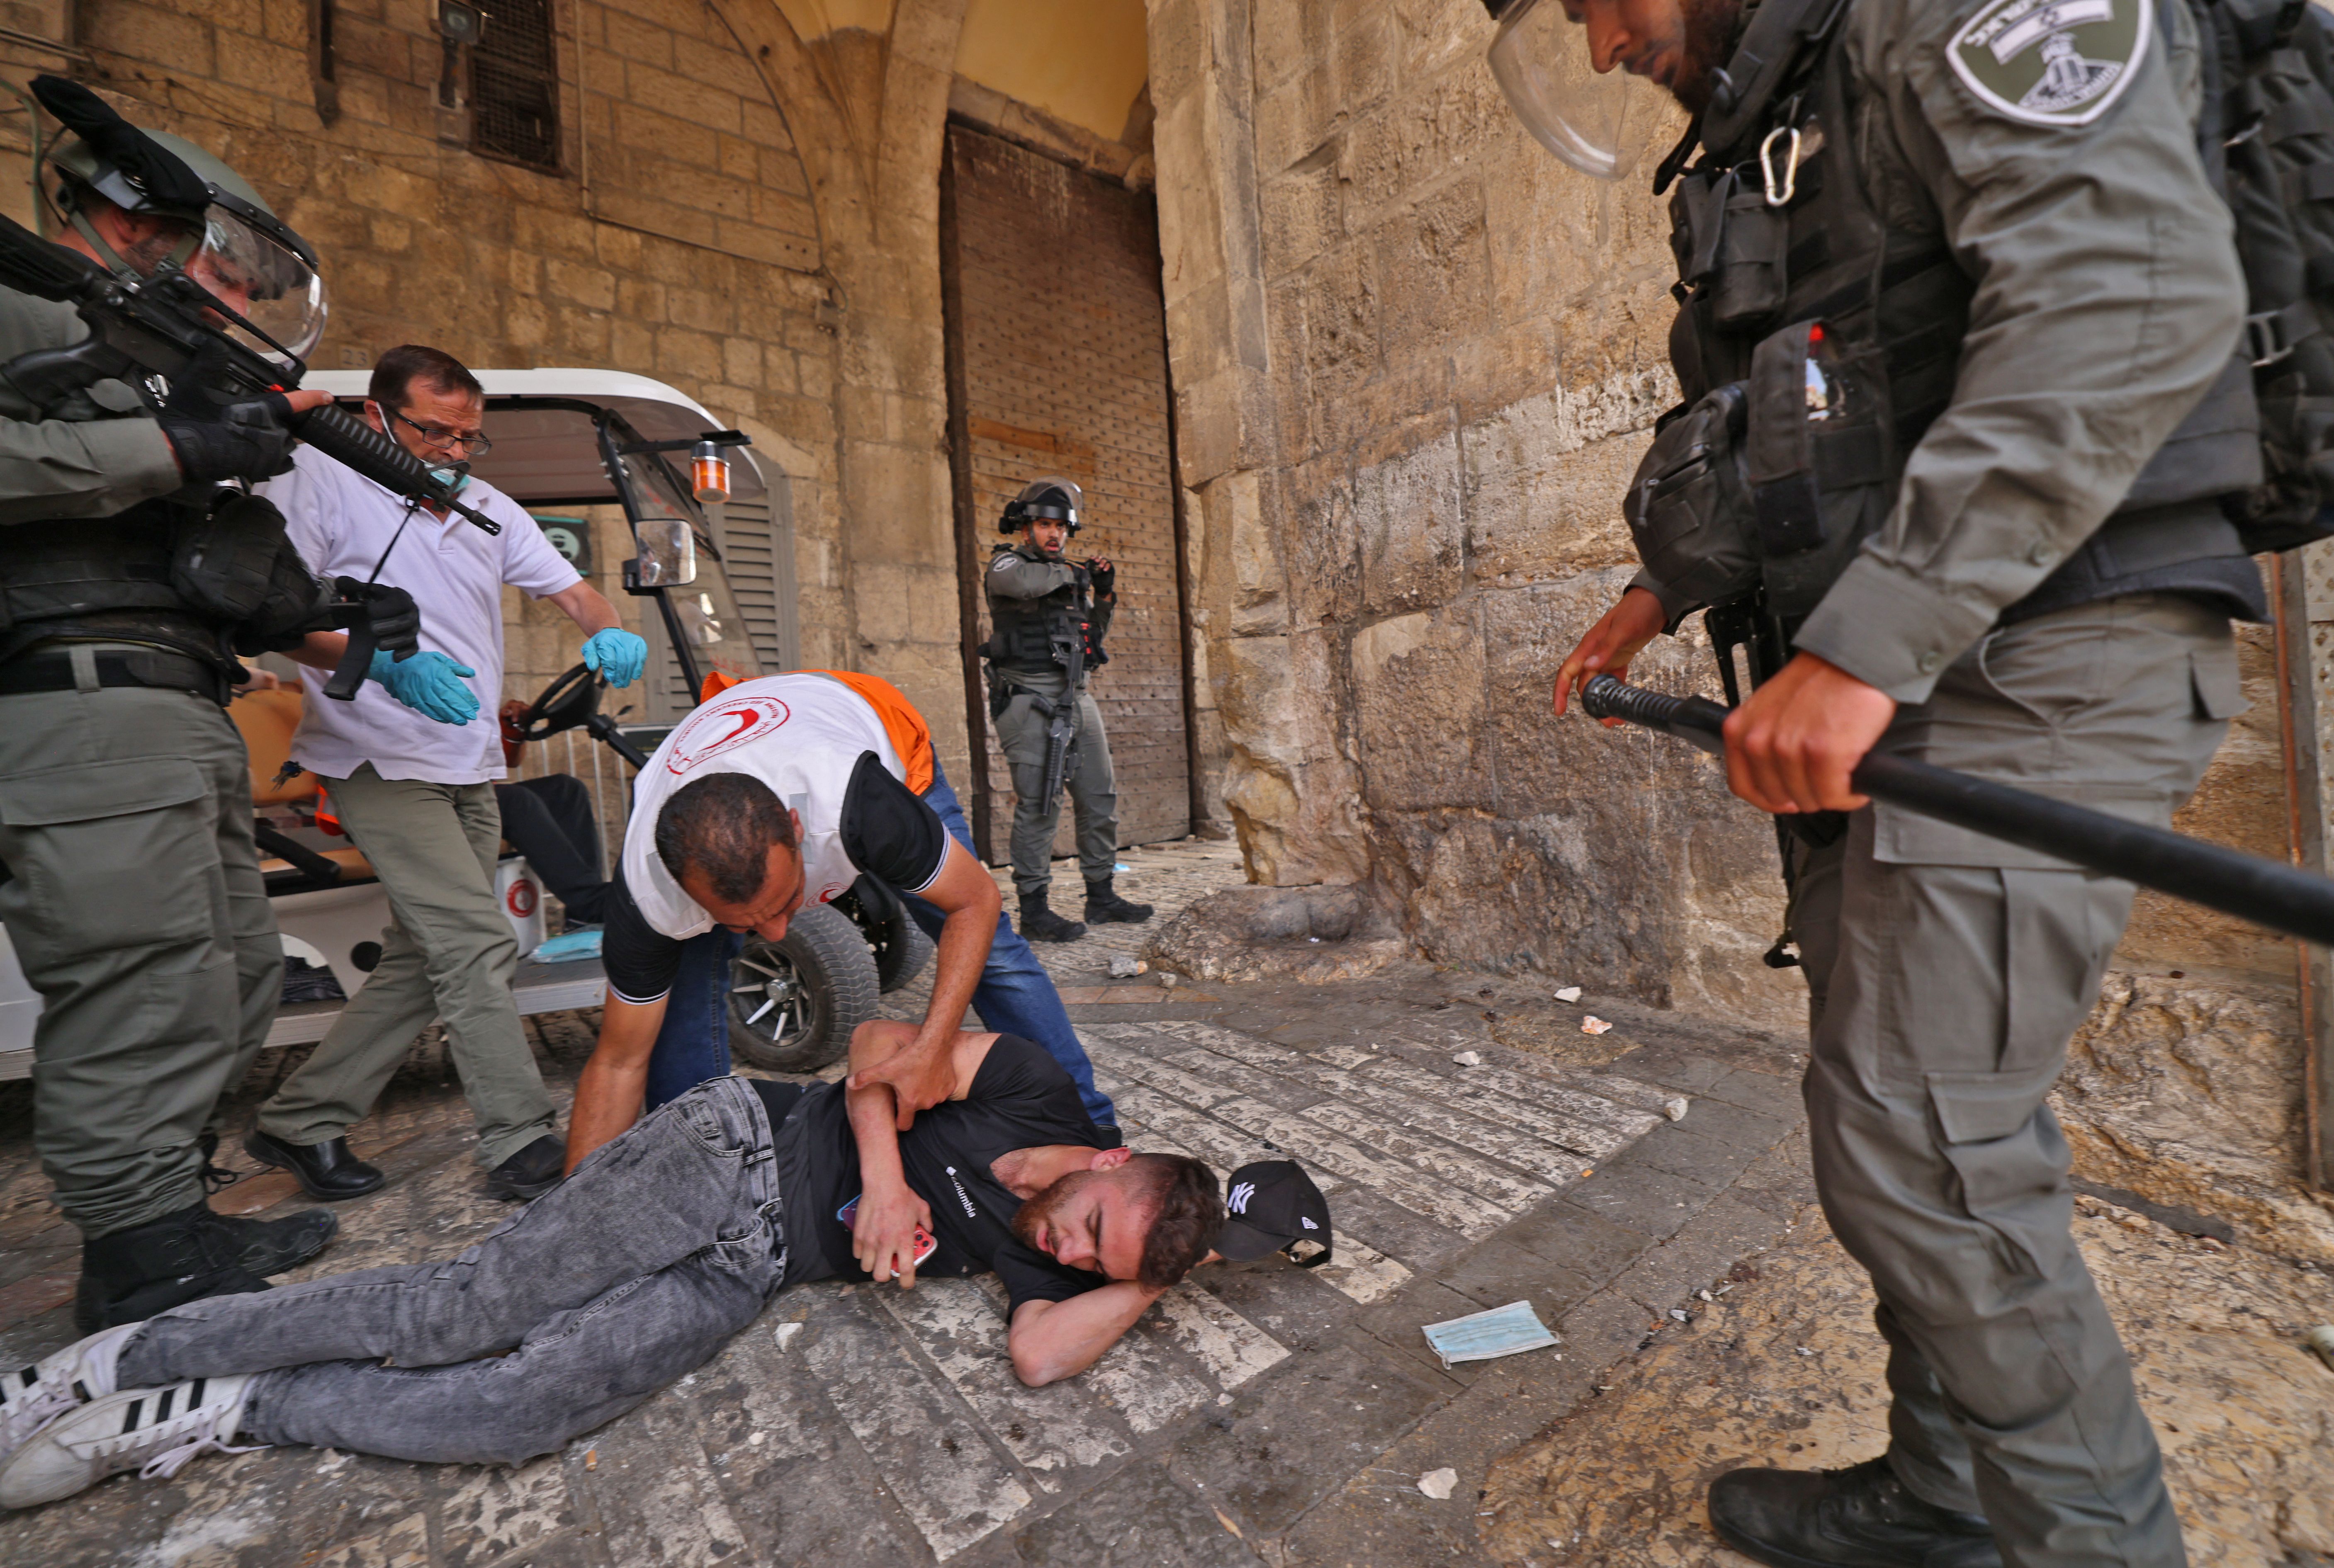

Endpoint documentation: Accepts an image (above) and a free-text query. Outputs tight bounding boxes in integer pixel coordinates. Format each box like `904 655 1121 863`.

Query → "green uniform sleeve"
0 289 182 526
984 549 1077 602
1791 0 2246 703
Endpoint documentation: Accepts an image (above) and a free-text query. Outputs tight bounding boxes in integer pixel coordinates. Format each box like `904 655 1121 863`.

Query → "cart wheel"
874 917 934 995
727 902 877 1073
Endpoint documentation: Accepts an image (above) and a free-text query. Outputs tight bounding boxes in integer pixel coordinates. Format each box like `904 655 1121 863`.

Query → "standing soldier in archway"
982 477 1153 943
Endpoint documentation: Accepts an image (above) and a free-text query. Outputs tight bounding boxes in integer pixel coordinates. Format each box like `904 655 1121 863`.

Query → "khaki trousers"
993 675 1121 901
0 683 280 1238
258 765 552 1168
1788 594 2239 1568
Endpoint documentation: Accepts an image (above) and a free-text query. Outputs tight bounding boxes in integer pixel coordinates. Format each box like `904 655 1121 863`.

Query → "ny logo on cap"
1228 1181 1256 1214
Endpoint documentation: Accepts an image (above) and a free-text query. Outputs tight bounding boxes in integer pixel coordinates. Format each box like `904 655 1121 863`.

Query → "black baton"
1579 673 2334 947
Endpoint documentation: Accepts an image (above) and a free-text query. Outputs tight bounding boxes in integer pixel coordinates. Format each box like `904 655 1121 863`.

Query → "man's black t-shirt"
602 751 948 1004
757 1035 1113 1310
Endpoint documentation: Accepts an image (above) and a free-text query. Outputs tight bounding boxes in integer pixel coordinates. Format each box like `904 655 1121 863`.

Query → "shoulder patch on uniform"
1947 0 2150 128
992 554 1016 570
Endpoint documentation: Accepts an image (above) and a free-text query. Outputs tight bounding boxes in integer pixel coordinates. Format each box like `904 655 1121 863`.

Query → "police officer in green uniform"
982 477 1152 942
1495 0 2258 1561
0 83 409 1331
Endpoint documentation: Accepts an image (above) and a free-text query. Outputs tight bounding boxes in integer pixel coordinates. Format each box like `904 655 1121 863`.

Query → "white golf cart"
0 371 928 1083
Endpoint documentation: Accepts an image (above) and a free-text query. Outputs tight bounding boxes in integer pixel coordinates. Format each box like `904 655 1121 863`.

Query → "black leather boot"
73 1203 271 1334
1083 876 1153 924
1019 891 1087 942
485 1134 568 1201
1708 1456 2002 1568
243 1129 387 1201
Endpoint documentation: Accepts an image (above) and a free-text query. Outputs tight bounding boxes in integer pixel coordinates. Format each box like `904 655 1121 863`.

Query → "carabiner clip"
1760 125 1803 208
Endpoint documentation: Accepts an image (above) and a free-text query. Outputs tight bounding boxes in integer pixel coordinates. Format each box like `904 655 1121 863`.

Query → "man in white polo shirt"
246 345 648 1204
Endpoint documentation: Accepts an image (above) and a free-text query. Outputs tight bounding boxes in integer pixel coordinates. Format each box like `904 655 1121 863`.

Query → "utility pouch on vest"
170 492 291 624
1623 382 1759 605
1713 184 1789 333
1671 170 1790 333
1746 320 1889 561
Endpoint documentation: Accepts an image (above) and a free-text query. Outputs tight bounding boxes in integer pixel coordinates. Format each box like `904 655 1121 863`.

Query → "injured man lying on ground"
0 1022 1327 1509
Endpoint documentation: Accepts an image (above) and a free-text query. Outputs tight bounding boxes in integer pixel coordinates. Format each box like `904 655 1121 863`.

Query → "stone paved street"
2 842 2322 1568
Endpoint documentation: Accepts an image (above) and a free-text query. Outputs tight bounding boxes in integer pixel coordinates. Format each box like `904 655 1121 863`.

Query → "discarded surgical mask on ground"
531 929 603 964
1422 1299 1562 1368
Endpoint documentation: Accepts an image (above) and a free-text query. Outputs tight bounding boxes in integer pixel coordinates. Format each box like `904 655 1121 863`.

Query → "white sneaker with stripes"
0 1323 143 1465
0 1373 260 1510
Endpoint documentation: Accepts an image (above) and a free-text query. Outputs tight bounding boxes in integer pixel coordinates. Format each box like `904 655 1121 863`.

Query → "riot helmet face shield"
1487 0 1645 180
185 203 327 363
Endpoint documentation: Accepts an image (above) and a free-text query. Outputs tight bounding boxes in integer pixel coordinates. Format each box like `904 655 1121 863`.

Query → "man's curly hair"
654 772 797 901
1126 1153 1222 1290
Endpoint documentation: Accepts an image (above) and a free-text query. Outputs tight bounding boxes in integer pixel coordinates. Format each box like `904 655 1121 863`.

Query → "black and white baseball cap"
1215 1160 1333 1267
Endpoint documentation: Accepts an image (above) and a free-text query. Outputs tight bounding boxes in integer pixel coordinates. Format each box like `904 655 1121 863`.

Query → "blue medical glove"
581 627 648 688
368 649 479 726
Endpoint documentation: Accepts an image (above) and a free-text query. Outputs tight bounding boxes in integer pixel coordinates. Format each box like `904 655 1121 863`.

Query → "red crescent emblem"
666 695 791 773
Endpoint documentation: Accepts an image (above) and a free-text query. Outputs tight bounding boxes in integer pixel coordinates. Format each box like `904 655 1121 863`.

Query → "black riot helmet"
999 476 1082 536
33 75 328 362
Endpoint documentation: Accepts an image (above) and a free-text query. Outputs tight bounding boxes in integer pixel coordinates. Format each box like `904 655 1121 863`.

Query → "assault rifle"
1038 566 1093 805
1580 674 2334 947
0 209 498 699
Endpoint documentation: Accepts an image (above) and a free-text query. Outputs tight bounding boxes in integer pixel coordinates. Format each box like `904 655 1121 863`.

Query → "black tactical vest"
0 497 235 670
1648 0 2267 680
984 543 1081 673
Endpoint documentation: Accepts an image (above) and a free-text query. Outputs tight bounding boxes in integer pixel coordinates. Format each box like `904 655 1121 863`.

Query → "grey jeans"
118 1076 785 1466
1787 594 2238 1568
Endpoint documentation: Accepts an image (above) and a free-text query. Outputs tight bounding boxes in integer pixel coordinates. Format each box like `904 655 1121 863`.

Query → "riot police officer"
1498 0 2259 1562
982 477 1152 942
0 80 412 1332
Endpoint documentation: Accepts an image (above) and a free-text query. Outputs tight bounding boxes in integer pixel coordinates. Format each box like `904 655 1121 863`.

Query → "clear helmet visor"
185 209 327 362
1488 0 1642 181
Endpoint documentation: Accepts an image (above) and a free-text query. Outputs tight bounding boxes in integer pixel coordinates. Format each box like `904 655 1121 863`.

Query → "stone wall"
1146 0 1806 1023
1142 1 2334 1245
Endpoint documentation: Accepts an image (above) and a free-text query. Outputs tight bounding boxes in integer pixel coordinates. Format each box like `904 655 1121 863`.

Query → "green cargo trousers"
1786 594 2239 1568
256 765 553 1169
994 673 1121 901
0 680 282 1238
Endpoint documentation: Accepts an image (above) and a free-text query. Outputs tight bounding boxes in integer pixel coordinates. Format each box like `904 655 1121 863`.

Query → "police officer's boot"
1019 891 1087 943
1083 876 1153 924
72 1203 271 1334
1708 1456 2001 1568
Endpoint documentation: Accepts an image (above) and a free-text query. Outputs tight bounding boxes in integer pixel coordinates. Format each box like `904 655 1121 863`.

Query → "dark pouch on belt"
1623 382 1758 607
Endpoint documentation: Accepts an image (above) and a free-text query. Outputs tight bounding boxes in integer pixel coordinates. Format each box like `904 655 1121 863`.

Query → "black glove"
332 576 421 658
159 390 300 485
1085 557 1115 598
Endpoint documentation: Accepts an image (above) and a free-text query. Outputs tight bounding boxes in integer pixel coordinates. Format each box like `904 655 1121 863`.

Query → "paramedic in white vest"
564 670 1116 1168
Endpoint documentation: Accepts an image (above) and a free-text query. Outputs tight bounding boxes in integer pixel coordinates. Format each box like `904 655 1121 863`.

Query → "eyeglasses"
383 405 493 457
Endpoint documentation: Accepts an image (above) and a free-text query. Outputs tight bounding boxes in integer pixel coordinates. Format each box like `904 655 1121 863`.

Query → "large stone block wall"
1146 0 2334 1248
1148 0 1810 1024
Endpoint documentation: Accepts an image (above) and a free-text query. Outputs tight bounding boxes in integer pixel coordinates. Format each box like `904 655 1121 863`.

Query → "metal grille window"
472 0 560 172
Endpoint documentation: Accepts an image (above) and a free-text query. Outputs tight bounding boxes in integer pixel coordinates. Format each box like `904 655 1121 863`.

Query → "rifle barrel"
1579 673 2334 947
